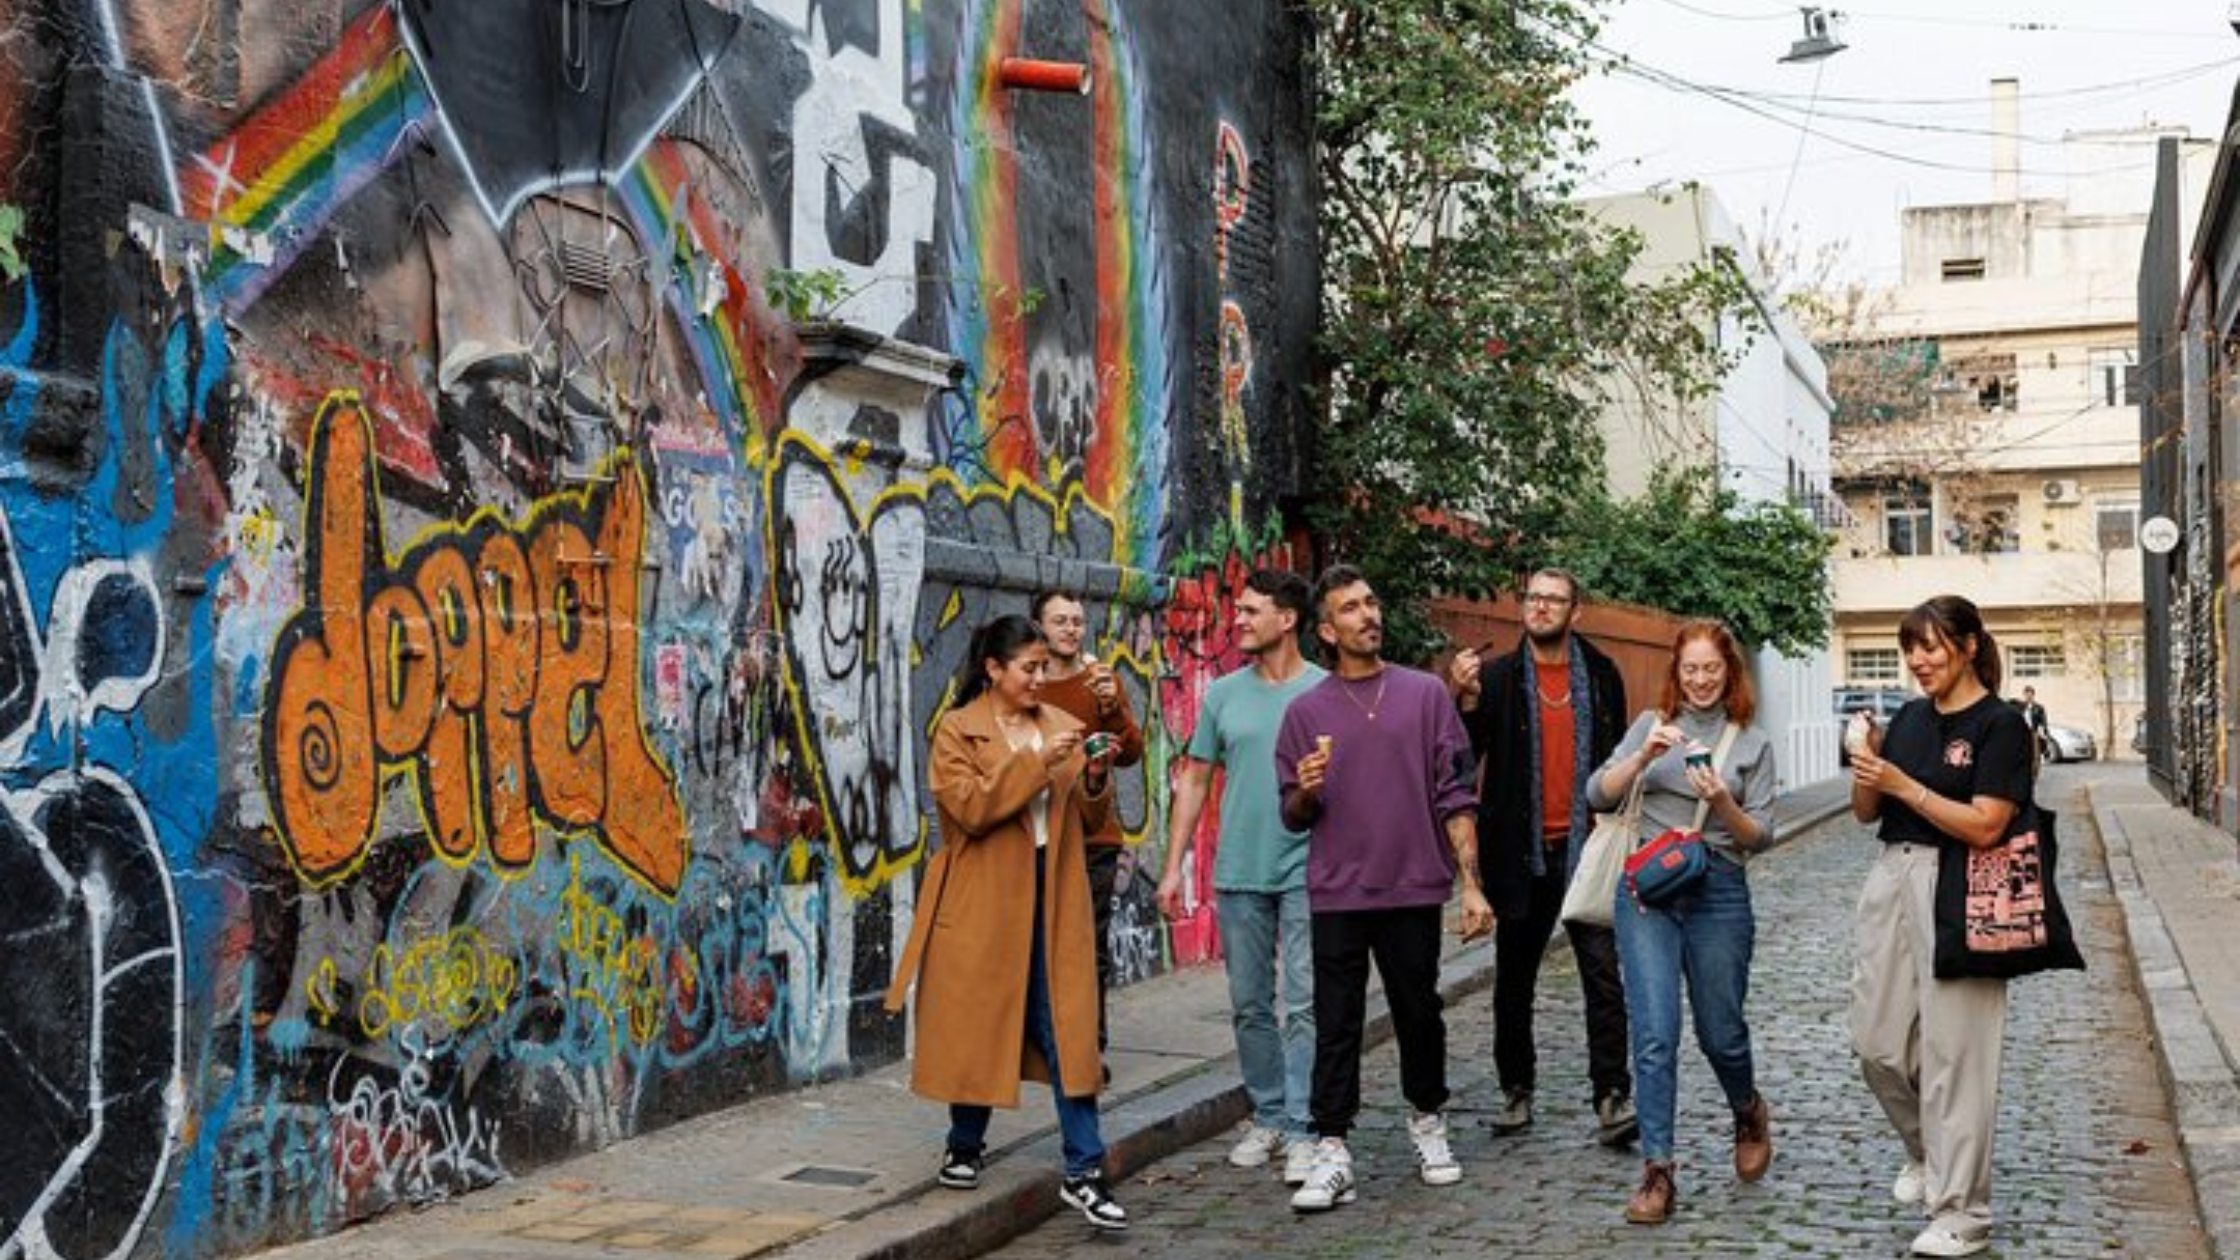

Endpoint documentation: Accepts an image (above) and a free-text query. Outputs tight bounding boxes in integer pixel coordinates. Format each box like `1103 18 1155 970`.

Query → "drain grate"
778 1165 878 1189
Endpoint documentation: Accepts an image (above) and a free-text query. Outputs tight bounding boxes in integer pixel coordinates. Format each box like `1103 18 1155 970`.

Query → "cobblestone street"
988 768 2210 1259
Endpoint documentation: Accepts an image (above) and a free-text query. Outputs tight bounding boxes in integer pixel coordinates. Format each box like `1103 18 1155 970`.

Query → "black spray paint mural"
0 0 1315 1256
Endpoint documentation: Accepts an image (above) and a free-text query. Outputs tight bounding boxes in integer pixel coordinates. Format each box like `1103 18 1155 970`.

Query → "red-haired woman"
1587 619 1779 1225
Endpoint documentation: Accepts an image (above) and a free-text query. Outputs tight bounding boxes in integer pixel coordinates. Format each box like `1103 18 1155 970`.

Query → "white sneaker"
1228 1124 1285 1169
1892 1159 1926 1207
1408 1112 1462 1186
1282 1139 1318 1186
1910 1223 1990 1257
1288 1138 1356 1211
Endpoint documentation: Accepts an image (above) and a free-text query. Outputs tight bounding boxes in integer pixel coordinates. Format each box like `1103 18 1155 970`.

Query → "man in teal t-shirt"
1158 569 1325 1184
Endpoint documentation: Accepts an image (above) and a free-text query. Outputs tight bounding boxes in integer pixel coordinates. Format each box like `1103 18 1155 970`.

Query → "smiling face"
984 641 1049 713
1036 595 1087 665
1906 625 1975 702
1315 579 1383 664
1675 636 1729 712
1233 588 1297 656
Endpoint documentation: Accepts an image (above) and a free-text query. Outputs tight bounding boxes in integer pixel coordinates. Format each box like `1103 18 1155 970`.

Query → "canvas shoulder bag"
1561 767 1645 929
1932 795 2086 980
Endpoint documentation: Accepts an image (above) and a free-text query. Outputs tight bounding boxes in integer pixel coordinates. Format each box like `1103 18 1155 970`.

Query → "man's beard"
1525 624 1569 649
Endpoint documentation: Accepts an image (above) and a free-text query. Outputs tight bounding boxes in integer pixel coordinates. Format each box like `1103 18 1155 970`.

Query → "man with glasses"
1448 568 1635 1146
1034 589 1145 1079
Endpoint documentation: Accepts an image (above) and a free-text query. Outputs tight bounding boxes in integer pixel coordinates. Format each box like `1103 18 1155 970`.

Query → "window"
1937 353 2018 412
2110 635 2144 703
1953 493 2020 554
1941 258 1986 282
2009 645 2067 679
2097 501 2138 551
1885 491 1933 556
2089 347 2141 407
1848 648 1902 683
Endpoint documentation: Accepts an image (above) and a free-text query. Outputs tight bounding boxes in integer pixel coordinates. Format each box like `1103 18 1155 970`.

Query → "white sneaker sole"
1419 1165 1462 1187
1289 1188 1357 1212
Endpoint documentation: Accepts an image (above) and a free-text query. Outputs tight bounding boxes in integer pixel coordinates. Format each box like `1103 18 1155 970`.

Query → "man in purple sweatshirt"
1275 564 1494 1212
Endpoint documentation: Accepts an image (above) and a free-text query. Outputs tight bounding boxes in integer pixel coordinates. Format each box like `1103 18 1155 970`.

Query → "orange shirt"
1536 658 1576 842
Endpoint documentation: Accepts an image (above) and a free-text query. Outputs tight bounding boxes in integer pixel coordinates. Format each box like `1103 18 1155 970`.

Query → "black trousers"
1086 843 1122 1054
1492 836 1630 1103
1309 904 1447 1138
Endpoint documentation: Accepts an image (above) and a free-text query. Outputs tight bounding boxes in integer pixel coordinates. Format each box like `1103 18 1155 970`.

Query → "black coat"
1459 637 1627 922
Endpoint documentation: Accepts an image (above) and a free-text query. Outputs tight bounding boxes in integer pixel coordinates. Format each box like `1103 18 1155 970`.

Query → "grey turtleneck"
1585 707 1779 860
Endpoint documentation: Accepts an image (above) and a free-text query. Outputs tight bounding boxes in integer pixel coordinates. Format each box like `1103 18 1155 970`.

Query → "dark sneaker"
1060 1174 1129 1231
938 1148 983 1190
1490 1086 1534 1135
1595 1093 1639 1148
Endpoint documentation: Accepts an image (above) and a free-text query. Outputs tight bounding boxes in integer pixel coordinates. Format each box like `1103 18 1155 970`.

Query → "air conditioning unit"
2042 479 2081 505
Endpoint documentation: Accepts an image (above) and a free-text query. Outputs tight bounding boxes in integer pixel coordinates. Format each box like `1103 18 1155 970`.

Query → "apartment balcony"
1834 548 2142 617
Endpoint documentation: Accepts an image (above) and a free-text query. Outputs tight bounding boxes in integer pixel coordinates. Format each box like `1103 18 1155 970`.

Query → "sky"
1567 0 2238 285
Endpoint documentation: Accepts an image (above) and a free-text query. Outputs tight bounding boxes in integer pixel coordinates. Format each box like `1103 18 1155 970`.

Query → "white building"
1823 105 2214 757
1585 185 1840 788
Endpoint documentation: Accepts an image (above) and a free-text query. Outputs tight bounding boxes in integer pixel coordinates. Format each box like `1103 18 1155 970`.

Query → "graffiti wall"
0 0 1314 1256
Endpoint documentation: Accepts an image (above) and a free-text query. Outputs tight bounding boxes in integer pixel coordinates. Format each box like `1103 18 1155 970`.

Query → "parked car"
2041 723 2097 764
1835 687 1913 765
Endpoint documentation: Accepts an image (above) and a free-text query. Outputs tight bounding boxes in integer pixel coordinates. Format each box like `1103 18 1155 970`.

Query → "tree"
1303 0 1745 660
1555 467 1834 657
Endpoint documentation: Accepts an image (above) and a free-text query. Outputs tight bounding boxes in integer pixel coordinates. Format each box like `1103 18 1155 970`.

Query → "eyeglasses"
1522 593 1573 608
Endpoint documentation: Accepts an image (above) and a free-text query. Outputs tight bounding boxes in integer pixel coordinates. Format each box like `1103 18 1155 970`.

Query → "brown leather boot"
1624 1160 1675 1224
1734 1093 1772 1182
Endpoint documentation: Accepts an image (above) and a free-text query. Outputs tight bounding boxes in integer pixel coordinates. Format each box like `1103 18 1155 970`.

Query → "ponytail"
1898 595 2001 694
953 614 1045 706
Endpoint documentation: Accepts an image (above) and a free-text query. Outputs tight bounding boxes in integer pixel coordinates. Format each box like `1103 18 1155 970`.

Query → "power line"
1722 57 2239 109
1590 46 2179 180
1650 0 2214 40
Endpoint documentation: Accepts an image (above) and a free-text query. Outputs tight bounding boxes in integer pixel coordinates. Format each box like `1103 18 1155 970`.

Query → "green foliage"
1554 467 1834 657
763 266 850 324
1301 0 1748 662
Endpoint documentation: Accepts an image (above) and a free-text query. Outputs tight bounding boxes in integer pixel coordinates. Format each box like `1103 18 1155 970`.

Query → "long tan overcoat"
884 694 1112 1106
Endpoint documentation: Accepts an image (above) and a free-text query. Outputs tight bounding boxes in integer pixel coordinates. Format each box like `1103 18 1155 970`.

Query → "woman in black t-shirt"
1844 596 2031 1260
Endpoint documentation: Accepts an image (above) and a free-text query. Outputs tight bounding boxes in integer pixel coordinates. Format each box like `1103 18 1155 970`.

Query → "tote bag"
1931 799 2086 980
1560 775 1642 928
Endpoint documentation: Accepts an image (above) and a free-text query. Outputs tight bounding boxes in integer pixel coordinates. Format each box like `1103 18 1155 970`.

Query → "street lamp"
1779 7 1847 63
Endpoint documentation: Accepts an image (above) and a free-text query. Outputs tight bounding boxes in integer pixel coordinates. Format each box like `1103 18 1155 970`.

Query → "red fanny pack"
1625 827 1709 906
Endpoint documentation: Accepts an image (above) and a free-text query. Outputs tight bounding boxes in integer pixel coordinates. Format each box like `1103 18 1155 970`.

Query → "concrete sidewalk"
2087 773 2240 1260
247 777 1854 1260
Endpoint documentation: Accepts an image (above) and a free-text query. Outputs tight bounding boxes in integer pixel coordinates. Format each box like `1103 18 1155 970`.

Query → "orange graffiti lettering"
265 394 690 894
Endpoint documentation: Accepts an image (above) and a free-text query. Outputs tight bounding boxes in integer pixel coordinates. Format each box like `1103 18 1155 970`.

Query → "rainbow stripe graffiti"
943 0 1170 575
614 140 786 456
179 5 433 313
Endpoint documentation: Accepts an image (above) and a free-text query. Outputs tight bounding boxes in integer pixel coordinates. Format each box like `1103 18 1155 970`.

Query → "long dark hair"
1898 595 2001 694
954 614 1046 706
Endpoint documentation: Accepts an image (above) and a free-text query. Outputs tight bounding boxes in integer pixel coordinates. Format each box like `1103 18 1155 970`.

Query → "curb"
775 783 1856 1260
773 938 1497 1260
2085 784 2240 1260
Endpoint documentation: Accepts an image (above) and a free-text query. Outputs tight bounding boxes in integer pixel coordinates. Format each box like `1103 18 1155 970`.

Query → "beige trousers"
1849 841 2009 1233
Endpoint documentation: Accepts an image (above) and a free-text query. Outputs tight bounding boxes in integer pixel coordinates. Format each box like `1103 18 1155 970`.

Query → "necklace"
1339 670 1388 721
1537 686 1571 707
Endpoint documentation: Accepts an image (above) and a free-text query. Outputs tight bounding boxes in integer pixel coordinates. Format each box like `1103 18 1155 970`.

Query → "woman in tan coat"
885 613 1126 1230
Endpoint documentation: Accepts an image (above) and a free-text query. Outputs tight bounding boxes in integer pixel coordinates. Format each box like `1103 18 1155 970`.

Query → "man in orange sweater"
1034 589 1146 1080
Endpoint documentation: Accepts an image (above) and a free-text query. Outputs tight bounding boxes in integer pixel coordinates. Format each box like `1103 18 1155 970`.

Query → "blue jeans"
947 860 1107 1178
1614 850 1758 1163
1217 887 1314 1138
